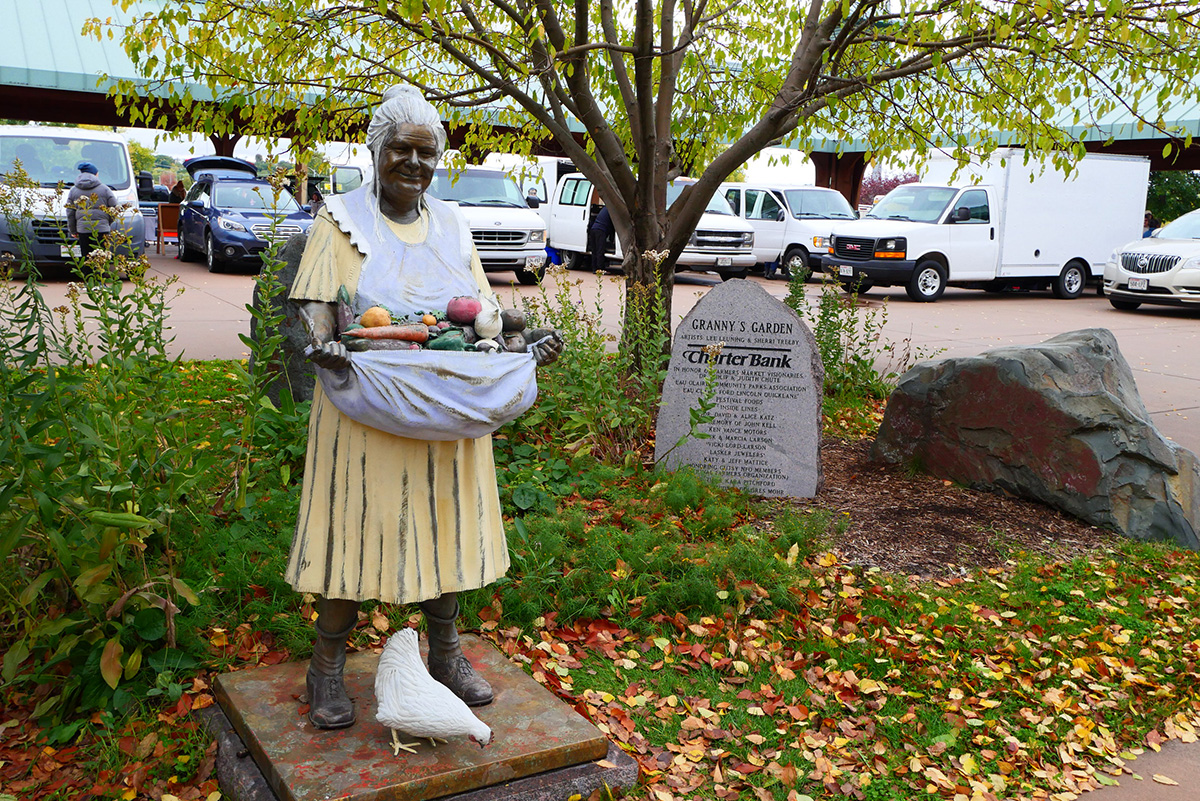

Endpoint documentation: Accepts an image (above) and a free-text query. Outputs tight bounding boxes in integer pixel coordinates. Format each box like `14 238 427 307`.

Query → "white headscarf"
366 85 447 198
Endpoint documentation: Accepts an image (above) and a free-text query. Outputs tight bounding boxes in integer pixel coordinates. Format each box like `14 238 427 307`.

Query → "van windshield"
666 182 735 215
214 183 300 211
784 189 856 219
430 169 526 207
1 135 131 190
865 185 958 223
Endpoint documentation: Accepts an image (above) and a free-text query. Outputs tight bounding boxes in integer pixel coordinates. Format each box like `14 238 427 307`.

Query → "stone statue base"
208 634 632 801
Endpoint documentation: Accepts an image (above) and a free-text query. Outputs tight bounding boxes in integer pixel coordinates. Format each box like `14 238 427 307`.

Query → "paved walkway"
1090 740 1200 799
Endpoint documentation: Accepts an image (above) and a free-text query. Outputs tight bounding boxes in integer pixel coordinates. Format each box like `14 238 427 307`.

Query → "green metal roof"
2 0 143 94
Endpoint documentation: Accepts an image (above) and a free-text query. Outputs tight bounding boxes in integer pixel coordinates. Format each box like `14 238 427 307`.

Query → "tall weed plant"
507 264 669 463
0 171 215 735
784 276 937 410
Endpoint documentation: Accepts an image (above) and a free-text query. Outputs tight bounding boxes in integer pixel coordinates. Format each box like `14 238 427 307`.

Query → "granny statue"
286 85 562 729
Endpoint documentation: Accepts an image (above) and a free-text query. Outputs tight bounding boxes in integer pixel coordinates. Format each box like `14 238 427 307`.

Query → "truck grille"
693 230 748 250
1121 252 1180 274
834 236 875 261
250 222 303 243
473 230 527 246
30 219 71 245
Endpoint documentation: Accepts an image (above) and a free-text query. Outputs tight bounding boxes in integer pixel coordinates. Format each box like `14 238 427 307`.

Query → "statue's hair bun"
381 84 420 103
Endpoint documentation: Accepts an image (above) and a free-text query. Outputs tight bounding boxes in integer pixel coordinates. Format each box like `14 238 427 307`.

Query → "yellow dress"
284 209 509 604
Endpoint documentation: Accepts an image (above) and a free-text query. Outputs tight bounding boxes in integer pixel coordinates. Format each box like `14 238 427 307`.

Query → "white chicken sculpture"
374 628 495 755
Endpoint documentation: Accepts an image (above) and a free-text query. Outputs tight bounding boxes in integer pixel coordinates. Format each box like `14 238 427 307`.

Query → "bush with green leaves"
0 171 307 735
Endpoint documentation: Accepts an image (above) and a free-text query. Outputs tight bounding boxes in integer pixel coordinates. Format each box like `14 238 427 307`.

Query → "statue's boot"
421 593 494 707
306 597 361 729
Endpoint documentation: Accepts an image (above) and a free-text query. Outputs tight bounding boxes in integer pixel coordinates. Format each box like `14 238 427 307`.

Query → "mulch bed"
803 437 1120 577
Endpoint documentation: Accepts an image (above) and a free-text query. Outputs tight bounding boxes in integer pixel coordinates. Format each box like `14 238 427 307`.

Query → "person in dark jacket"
588 204 614 272
66 161 120 261
169 181 186 203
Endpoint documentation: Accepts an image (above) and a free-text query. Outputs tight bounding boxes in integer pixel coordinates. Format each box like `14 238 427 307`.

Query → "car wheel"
516 261 545 285
206 232 223 273
782 246 811 282
906 260 946 302
1108 298 1142 311
565 251 586 270
1052 261 1087 299
178 232 198 262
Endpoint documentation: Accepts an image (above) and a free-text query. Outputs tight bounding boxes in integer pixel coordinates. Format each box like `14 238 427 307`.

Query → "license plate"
838 264 854 277
716 256 733 267
60 244 81 258
525 255 545 267
1128 277 1148 291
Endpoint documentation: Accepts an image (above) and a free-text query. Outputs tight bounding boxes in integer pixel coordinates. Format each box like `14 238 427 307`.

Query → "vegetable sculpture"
335 288 552 354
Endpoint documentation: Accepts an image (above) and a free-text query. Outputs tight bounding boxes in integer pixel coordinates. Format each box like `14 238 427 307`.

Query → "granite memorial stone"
654 280 823 497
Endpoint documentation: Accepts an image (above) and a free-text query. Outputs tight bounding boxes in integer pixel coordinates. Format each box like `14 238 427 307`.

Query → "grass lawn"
2 352 1199 801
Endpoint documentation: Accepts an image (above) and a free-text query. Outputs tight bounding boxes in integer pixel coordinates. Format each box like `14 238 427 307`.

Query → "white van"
427 166 548 284
820 149 1149 301
720 182 857 277
548 175 755 280
0 125 145 271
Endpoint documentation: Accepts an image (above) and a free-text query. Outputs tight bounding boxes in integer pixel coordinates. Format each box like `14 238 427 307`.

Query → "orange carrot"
342 324 429 343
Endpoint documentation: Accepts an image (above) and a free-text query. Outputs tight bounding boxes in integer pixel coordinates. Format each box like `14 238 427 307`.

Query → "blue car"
177 156 314 272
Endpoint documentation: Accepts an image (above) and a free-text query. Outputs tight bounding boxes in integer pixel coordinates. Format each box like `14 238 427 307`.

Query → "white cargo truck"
819 148 1150 301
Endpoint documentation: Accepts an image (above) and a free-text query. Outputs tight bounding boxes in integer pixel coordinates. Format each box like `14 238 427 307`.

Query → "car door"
179 181 206 248
945 188 998 280
549 176 591 253
744 188 787 263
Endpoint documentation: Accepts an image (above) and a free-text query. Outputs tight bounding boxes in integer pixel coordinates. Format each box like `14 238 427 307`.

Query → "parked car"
427 166 547 284
177 156 314 272
720 182 857 277
0 125 145 271
548 175 755 280
1103 208 1200 310
820 149 1149 301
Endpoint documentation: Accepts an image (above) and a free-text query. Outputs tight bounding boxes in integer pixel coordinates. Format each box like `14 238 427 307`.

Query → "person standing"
588 204 614 272
66 161 119 261
169 181 187 204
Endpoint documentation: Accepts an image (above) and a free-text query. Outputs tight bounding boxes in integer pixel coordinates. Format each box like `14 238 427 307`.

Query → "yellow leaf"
100 637 123 690
1152 774 1179 786
959 754 978 775
207 793 222 801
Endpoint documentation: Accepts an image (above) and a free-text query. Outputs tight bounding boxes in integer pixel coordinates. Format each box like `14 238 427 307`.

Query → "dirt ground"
806 437 1120 577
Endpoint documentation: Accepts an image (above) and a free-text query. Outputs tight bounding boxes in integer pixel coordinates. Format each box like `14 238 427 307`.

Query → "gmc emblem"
846 243 861 251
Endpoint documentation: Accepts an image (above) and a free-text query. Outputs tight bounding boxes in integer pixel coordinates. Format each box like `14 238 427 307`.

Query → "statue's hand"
308 337 351 371
530 332 564 368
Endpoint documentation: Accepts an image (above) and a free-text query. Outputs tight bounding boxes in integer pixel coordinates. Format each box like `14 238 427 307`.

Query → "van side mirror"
776 209 786 222
526 196 541 209
953 207 971 222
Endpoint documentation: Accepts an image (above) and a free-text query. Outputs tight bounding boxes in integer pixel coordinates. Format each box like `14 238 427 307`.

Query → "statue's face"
377 123 440 215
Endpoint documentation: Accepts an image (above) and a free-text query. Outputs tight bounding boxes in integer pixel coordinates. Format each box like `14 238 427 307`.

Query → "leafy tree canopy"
95 0 1200 342
1147 170 1200 224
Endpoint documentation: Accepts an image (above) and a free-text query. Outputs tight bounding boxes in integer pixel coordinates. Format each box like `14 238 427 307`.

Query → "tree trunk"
619 206 678 375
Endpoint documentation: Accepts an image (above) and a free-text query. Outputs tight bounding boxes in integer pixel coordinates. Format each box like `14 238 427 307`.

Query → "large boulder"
872 328 1200 550
248 233 316 406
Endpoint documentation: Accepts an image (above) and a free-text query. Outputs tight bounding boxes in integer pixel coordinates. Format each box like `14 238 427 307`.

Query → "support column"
809 151 869 208
209 132 242 157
